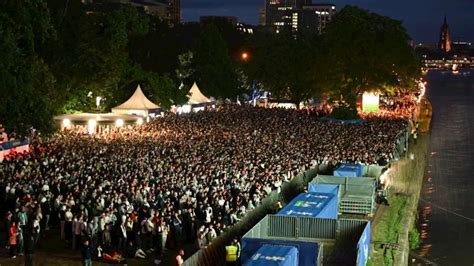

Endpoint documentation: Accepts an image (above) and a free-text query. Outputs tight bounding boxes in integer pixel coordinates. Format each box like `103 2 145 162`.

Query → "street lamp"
241 52 249 61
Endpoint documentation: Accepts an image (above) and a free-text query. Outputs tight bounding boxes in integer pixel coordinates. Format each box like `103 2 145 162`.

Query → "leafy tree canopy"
0 0 57 133
244 32 324 106
193 24 241 100
319 6 421 106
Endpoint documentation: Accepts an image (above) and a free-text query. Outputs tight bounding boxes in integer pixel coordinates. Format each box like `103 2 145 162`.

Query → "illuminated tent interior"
54 113 143 134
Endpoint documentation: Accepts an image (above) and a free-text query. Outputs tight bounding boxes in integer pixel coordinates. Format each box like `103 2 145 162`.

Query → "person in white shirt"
204 206 213 224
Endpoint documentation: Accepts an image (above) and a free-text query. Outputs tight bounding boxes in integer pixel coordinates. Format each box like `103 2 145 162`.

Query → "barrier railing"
247 215 367 243
183 166 320 266
0 139 30 161
336 219 367 242
0 139 30 150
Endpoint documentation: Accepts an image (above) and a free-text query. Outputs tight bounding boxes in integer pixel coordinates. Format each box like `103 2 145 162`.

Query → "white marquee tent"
187 82 212 105
112 84 161 117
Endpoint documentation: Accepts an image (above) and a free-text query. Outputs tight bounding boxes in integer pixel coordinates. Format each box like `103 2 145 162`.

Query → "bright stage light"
115 119 124 127
87 119 97 135
62 119 71 128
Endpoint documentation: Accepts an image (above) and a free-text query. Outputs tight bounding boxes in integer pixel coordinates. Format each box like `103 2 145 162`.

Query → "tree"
118 65 187 110
319 6 421 107
72 6 149 110
193 24 241 99
244 32 323 107
0 0 58 134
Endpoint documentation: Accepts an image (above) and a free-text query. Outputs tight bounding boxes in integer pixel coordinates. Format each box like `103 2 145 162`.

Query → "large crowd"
0 105 409 264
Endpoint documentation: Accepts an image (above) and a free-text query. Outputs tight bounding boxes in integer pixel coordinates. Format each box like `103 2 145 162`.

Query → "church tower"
439 16 452 52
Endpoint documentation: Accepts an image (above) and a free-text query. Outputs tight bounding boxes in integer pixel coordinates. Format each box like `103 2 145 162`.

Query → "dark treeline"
0 1 421 133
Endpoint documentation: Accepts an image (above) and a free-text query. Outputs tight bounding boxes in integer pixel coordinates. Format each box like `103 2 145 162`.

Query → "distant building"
264 0 303 33
236 22 255 34
167 0 180 24
452 41 472 53
259 7 266 26
199 16 255 34
263 0 335 34
302 4 336 33
439 16 452 52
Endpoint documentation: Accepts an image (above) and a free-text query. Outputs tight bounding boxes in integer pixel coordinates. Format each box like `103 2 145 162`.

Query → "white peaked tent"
112 84 161 117
187 82 212 105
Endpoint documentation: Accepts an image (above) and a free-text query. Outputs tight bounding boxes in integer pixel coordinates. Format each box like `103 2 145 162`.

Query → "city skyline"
181 0 474 44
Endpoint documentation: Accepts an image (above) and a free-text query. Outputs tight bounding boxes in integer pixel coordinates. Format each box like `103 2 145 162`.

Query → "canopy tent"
245 245 298 266
112 84 161 116
187 82 212 105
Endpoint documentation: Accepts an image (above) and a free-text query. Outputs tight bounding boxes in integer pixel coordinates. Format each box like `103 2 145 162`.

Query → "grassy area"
370 131 430 265
370 194 408 266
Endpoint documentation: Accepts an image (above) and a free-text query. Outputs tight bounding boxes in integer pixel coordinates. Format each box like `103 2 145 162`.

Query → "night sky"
181 0 474 44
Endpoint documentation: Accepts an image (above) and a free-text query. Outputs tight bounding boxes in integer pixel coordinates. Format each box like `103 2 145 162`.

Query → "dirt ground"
0 227 189 266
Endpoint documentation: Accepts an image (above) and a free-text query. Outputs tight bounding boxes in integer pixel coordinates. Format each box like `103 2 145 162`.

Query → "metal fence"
266 215 365 242
268 215 298 238
336 219 368 242
299 216 337 239
268 215 336 240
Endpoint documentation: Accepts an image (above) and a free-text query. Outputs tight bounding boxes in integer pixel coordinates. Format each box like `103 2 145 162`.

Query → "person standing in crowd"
59 204 66 241
17 221 24 256
158 220 168 255
81 239 93 266
4 211 13 250
118 219 128 254
235 239 241 266
16 208 27 256
24 232 36 266
225 239 240 266
65 207 73 246
175 249 184 266
86 219 98 256
9 221 18 258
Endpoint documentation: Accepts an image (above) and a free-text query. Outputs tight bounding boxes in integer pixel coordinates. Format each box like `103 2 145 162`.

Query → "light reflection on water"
411 70 474 265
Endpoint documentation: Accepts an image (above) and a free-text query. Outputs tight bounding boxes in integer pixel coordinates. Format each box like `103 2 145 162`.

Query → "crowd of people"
0 105 409 264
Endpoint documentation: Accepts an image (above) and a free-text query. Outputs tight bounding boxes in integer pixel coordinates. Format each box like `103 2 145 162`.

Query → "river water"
413 70 474 265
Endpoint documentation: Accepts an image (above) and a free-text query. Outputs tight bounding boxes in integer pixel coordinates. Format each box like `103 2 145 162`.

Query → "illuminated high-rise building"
264 0 335 34
167 0 181 24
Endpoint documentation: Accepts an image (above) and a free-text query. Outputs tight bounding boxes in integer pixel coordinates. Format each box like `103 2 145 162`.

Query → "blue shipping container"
334 163 364 177
307 183 339 194
356 222 371 266
245 244 298 266
241 238 320 266
277 191 339 219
